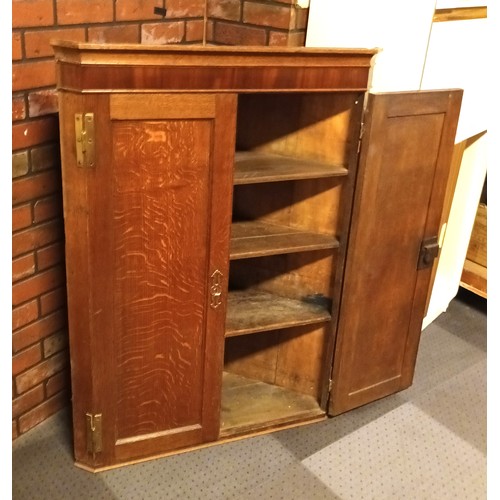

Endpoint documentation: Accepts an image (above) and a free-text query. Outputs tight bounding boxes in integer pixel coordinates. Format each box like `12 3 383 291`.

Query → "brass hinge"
75 113 95 168
328 379 333 391
86 413 102 458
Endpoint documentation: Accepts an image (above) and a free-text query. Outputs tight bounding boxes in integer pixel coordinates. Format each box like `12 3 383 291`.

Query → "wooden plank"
225 289 331 337
233 151 347 185
433 6 487 22
110 94 216 120
220 372 323 436
461 259 487 298
52 41 377 68
465 203 487 267
230 221 339 260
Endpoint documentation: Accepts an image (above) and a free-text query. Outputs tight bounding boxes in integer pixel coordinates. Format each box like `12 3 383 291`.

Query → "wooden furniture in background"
461 201 487 298
52 42 462 471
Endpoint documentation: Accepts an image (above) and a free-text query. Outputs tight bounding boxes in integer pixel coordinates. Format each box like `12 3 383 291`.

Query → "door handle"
417 236 440 270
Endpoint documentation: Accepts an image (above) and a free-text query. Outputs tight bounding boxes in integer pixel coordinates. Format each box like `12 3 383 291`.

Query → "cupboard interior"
220 92 360 435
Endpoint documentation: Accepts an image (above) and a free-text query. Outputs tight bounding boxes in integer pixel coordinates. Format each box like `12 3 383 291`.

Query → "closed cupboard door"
60 92 236 468
329 90 462 415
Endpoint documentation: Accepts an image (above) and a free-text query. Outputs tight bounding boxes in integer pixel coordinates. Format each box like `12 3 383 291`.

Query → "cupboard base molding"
75 415 328 473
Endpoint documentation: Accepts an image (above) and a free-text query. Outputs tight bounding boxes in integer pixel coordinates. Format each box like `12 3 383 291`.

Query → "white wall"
420 16 488 325
306 0 436 91
306 0 488 324
421 18 487 142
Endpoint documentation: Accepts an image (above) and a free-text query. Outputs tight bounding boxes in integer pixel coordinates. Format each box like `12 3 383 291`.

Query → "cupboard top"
51 42 377 93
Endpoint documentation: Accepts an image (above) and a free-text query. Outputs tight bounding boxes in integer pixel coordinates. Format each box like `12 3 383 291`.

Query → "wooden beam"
433 6 487 22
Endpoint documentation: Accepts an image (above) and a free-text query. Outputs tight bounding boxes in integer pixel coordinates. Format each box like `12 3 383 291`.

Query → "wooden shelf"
220 372 324 437
225 289 331 337
233 151 347 185
230 220 339 260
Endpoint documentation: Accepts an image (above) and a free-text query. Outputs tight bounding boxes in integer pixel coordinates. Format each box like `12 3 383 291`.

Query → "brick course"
24 28 86 59
56 0 114 25
12 300 39 331
142 22 186 44
12 97 27 122
12 0 54 28
11 0 309 440
12 204 32 232
12 60 57 92
88 24 141 44
12 254 36 283
12 309 67 353
40 287 67 316
12 117 59 150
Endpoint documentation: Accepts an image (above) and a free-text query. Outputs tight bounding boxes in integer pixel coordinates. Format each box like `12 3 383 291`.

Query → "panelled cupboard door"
329 90 462 415
60 92 237 469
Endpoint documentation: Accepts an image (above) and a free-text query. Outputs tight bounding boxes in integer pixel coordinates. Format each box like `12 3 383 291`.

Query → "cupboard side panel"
57 91 98 466
330 90 462 415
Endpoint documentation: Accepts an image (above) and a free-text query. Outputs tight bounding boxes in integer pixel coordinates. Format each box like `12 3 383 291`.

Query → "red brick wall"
12 0 309 440
207 0 309 46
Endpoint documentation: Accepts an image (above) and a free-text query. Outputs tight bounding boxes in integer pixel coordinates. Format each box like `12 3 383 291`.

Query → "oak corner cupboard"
52 41 462 472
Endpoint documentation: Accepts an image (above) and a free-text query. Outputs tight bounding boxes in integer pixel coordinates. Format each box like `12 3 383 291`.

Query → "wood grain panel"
237 93 359 165
224 323 330 400
229 251 337 302
330 90 462 415
220 372 323 437
274 324 330 400
225 289 331 337
230 221 339 260
233 152 347 185
112 119 211 440
233 178 344 236
224 332 280 386
57 63 372 92
110 93 216 119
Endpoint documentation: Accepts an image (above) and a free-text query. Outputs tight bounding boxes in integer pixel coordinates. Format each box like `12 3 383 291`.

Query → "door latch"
417 236 440 270
210 270 224 309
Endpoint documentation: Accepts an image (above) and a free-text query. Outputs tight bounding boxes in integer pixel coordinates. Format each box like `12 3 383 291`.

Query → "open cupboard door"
329 90 462 415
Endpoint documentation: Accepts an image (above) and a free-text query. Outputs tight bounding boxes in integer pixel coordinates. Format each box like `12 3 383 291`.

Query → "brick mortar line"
52 0 58 26
12 133 60 155
12 312 68 345
13 56 58 65
13 390 67 413
41 329 69 359
15 388 70 422
13 16 205 32
13 332 69 365
244 0 299 8
12 236 64 267
13 336 68 375
211 18 296 32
